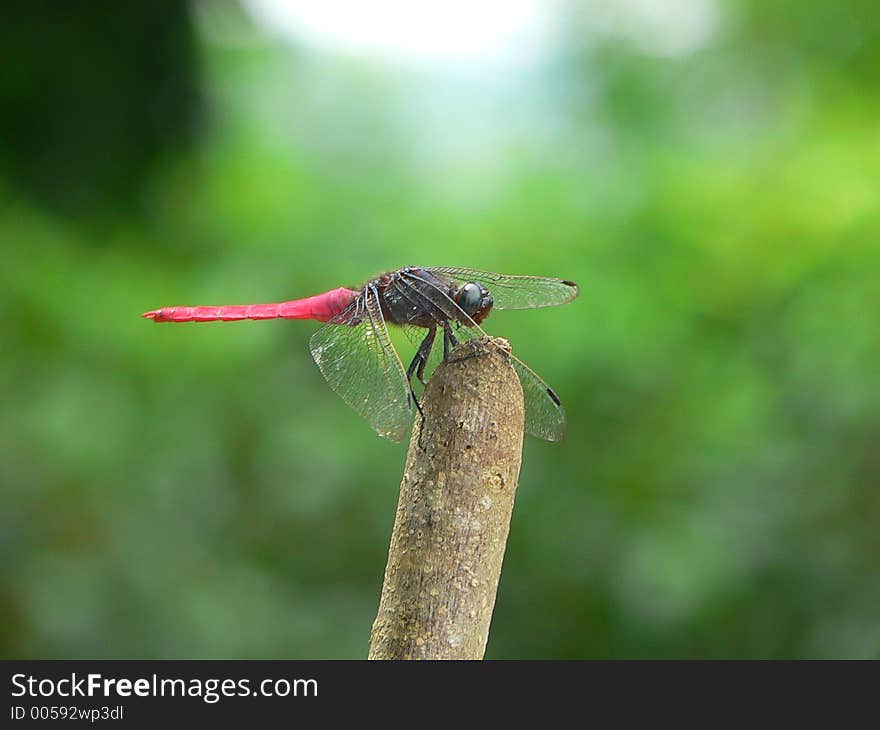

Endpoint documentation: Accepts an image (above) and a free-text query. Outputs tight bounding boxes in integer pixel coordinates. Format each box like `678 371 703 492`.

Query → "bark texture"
368 336 525 660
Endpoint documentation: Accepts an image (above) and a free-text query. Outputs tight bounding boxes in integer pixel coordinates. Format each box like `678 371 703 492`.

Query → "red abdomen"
143 287 357 323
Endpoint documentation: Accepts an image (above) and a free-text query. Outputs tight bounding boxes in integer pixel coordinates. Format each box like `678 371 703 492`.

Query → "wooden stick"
368 337 525 659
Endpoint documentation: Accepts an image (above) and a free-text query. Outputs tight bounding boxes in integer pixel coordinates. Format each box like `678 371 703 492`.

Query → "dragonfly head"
454 281 494 324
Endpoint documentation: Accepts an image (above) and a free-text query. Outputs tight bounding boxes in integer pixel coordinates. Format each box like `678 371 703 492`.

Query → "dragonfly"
143 266 579 443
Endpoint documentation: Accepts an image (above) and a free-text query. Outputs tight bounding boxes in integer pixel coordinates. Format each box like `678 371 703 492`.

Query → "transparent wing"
440 324 567 442
399 271 568 441
309 287 413 442
509 354 567 441
425 266 579 310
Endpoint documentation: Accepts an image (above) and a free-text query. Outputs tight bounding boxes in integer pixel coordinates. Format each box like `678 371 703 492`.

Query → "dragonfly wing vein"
309 289 412 442
425 267 579 310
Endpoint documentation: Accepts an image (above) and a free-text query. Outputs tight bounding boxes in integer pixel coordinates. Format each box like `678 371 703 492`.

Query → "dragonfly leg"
406 326 434 423
416 335 437 384
406 325 437 387
410 390 425 420
442 323 459 361
444 323 497 365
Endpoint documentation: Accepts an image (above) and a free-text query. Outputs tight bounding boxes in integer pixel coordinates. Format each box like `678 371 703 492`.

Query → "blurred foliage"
0 0 202 218
1 0 878 658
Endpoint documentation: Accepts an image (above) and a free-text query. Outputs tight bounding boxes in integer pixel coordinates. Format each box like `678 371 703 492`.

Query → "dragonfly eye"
456 282 483 316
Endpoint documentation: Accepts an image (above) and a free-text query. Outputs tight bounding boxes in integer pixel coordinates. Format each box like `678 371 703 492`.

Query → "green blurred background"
2 0 878 659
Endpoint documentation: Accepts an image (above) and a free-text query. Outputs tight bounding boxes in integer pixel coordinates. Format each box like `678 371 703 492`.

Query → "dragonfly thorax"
373 270 494 328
